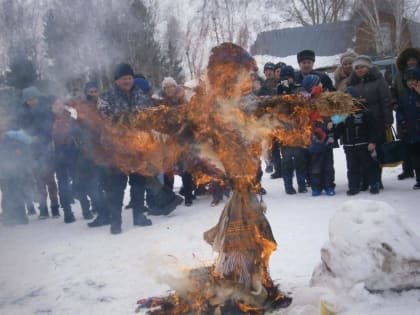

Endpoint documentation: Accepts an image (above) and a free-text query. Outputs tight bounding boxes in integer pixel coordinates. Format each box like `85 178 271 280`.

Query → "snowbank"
311 200 420 292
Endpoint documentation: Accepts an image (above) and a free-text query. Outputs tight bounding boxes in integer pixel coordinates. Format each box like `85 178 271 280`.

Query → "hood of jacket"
396 47 420 72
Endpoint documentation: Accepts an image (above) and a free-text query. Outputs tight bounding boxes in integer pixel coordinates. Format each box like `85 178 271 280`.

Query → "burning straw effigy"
71 43 353 314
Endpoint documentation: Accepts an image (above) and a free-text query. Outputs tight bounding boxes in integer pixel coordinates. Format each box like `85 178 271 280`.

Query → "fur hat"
396 48 420 72
297 50 315 63
352 55 373 69
340 50 358 64
113 63 134 80
162 77 177 89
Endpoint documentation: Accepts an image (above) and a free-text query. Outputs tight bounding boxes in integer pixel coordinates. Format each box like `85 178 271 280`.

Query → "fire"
70 43 354 315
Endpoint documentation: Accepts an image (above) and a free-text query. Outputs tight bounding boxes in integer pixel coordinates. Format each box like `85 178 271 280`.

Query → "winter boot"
27 204 36 216
296 174 307 193
346 189 360 196
81 202 94 220
325 187 336 196
133 209 152 226
38 206 49 220
270 170 282 179
311 190 322 196
110 223 122 235
51 205 60 218
82 209 94 220
283 176 296 195
63 207 76 224
398 171 414 180
413 182 420 190
185 197 193 207
87 215 110 227
370 183 380 194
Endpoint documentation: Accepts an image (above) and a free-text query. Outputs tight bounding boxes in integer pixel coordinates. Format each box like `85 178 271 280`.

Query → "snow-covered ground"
1 148 419 315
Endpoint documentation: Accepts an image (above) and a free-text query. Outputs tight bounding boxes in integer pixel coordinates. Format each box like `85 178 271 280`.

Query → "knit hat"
134 77 151 94
280 65 295 79
302 74 321 92
162 77 177 89
340 50 358 65
297 50 315 63
403 67 420 81
352 55 373 69
83 82 98 94
113 63 134 80
263 62 276 71
22 86 42 102
274 62 286 70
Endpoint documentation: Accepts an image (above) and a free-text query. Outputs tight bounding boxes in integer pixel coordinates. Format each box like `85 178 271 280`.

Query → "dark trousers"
55 144 77 213
0 177 27 222
74 157 106 214
181 171 194 202
309 149 335 191
33 166 59 211
129 173 148 213
102 168 127 227
407 142 420 181
281 146 307 187
344 146 379 191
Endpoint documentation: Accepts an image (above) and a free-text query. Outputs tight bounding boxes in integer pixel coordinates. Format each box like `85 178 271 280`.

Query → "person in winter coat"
258 62 277 96
72 82 107 220
0 105 31 225
392 47 420 180
295 50 335 92
17 87 62 220
93 63 154 234
396 67 420 190
302 75 336 196
334 50 358 91
347 55 393 191
335 96 380 195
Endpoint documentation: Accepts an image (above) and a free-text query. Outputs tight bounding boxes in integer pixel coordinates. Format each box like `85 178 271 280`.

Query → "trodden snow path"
0 148 419 315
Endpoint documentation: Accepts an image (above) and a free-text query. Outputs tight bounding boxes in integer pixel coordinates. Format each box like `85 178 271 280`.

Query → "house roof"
251 20 360 58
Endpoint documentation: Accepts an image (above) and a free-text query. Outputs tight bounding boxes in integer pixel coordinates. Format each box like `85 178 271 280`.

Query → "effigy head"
207 43 256 98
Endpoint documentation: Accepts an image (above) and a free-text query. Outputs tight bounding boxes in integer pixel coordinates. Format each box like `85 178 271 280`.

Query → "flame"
71 43 352 315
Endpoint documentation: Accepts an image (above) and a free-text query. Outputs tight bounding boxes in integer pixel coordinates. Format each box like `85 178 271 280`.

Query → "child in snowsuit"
335 98 380 195
303 74 336 196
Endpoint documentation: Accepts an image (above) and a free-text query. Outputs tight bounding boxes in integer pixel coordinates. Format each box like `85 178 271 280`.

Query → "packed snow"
1 149 419 315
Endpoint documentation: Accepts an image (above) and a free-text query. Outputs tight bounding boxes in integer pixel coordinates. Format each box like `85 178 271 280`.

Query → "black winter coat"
347 67 393 142
397 87 420 144
335 106 377 147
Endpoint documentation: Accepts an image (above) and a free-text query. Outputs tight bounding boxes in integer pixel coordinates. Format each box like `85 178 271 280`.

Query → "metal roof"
251 20 359 57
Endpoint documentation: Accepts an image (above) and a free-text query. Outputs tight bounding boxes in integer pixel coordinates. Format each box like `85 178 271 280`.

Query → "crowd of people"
0 46 419 235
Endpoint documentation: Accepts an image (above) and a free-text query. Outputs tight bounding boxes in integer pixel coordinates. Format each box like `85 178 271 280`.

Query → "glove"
5 129 33 144
65 106 78 120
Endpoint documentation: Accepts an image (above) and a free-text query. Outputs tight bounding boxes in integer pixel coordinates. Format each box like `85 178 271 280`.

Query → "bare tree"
354 0 420 55
282 0 351 25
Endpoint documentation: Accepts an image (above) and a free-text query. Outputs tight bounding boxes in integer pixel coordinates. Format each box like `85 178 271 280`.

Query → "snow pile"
311 200 420 292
